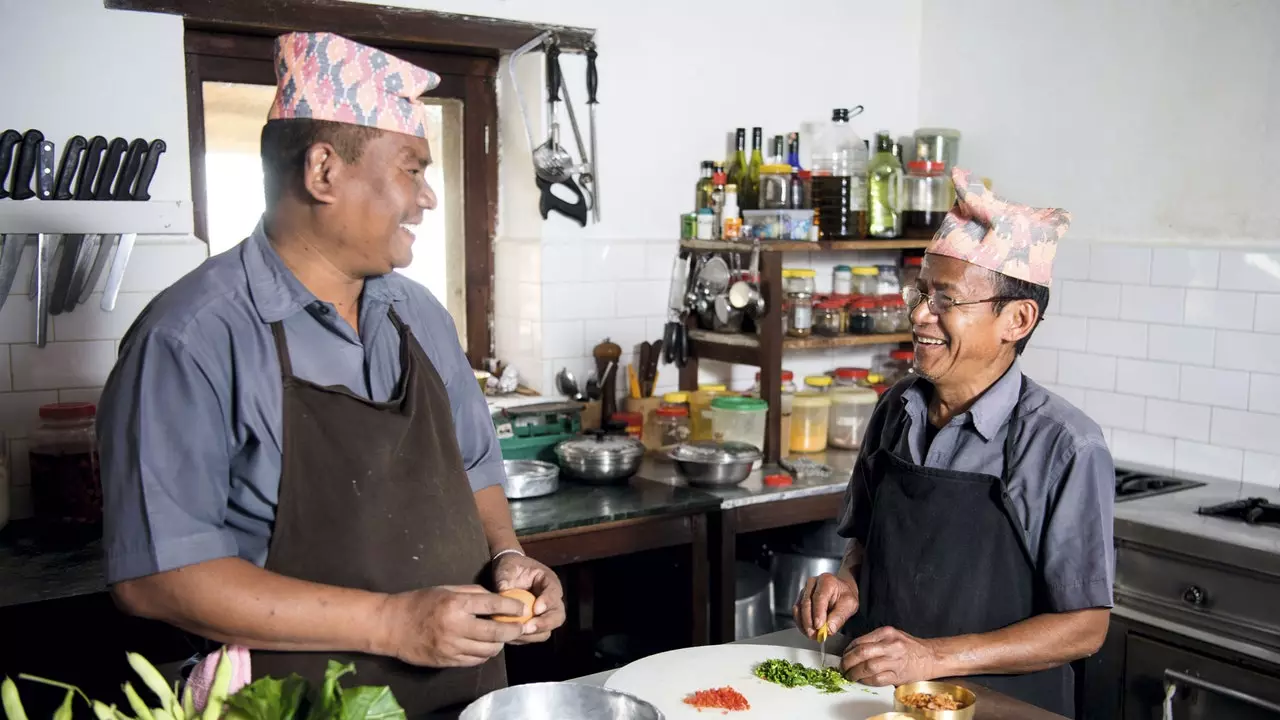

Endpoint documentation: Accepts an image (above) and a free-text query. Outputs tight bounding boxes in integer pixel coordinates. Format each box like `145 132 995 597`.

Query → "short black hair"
259 118 381 203
989 270 1050 355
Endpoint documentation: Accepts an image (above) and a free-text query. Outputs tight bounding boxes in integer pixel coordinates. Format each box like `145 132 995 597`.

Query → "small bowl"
503 459 559 500
868 714 929 720
893 681 977 719
668 441 761 488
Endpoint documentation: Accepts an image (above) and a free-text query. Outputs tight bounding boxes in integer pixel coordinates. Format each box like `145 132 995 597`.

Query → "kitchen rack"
0 199 192 235
677 237 927 464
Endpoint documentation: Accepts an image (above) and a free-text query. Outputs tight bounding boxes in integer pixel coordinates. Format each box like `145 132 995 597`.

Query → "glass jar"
614 411 644 440
787 291 814 338
884 294 910 332
789 170 812 211
833 367 870 387
876 265 902 296
874 297 898 334
832 265 854 296
653 406 691 450
803 375 833 393
784 268 817 295
758 164 793 209
847 297 878 334
790 392 831 453
696 208 715 240
711 396 769 451
813 299 845 337
661 391 690 412
851 266 879 296
689 384 729 442
29 402 102 535
751 370 797 395
903 160 949 239
902 255 924 289
881 349 916 385
828 387 879 450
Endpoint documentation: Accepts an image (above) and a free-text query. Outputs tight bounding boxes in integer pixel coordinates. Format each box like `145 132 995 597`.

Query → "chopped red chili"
682 686 751 712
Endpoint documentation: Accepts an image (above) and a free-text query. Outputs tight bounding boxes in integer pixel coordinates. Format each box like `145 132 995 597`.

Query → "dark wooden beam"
733 492 843 535
106 0 595 53
519 514 699 567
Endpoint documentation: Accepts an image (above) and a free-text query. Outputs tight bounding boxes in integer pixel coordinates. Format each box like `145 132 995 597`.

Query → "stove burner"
1197 497 1280 527
1114 470 1205 502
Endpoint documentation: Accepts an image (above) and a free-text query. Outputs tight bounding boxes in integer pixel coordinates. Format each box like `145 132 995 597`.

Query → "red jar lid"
656 406 688 417
903 256 924 267
39 402 96 420
764 473 794 487
890 349 915 361
884 295 906 308
755 370 795 382
850 297 878 310
815 298 846 310
834 367 870 379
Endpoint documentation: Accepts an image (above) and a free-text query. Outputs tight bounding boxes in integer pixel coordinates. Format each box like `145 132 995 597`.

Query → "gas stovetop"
1197 497 1280 528
1114 468 1205 502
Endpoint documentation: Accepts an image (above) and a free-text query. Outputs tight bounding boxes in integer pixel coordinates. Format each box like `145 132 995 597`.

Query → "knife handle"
76 136 108 201
546 40 560 103
9 129 43 201
54 135 87 200
112 139 147 201
0 129 21 199
36 138 57 200
586 44 598 105
95 137 128 200
131 139 166 201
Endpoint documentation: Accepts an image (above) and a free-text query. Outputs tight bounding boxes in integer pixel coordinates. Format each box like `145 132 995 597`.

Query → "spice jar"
851 266 879 296
29 402 102 536
784 268 817 295
847 296 878 335
661 391 690 412
832 265 854 296
790 392 832 453
881 349 916 384
752 370 797 395
876 265 902 296
828 387 879 450
690 384 729 442
803 375 833 393
696 209 714 240
758 164 793 209
787 291 814 338
833 367 870 387
874 297 899 334
902 255 924 290
653 405 691 450
813 298 845 337
884 294 910 332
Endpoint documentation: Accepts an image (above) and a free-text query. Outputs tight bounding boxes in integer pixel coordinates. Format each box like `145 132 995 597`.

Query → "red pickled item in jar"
29 402 102 536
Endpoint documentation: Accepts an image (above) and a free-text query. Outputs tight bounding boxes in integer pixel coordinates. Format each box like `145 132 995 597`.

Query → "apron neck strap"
269 305 408 380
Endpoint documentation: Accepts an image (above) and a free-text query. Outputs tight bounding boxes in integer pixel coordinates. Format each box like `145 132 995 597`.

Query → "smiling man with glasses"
793 168 1115 717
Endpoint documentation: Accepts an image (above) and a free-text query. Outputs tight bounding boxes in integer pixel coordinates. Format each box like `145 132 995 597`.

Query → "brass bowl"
867 714 924 720
893 681 977 719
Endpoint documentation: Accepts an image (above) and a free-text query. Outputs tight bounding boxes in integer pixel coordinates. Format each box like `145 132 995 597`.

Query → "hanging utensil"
0 130 27 312
585 42 600 222
556 58 594 214
535 39 588 226
33 233 53 347
98 139 163 312
663 250 691 368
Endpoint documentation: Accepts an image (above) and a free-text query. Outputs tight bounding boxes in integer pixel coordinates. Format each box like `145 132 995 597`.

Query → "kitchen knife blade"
75 136 108 201
113 139 147 200
94 138 128 200
9 130 43 201
33 233 53 347
49 233 84 315
63 234 102 312
100 233 135 312
0 235 25 312
52 135 87 201
77 233 115 306
131 139 166 201
0 129 22 199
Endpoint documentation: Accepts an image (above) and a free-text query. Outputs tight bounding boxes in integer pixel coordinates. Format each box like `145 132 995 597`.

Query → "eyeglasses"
901 286 1020 316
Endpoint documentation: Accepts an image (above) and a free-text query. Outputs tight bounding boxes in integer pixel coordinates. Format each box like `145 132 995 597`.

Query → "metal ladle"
532 38 575 183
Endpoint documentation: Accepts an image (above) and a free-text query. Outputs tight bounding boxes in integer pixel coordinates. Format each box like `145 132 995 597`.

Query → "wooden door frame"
184 29 499 366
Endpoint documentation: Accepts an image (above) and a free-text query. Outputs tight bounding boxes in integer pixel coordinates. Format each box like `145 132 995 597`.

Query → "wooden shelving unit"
678 238 920 464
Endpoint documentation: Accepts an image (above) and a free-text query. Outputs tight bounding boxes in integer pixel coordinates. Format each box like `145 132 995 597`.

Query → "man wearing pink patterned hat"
99 33 563 715
794 169 1115 716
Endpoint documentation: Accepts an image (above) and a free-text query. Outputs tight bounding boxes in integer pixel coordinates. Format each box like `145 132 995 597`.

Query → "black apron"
849 377 1073 717
251 307 505 718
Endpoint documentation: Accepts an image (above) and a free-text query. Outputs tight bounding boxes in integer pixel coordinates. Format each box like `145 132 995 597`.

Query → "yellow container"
803 375 833 391
790 392 832 453
689 384 729 442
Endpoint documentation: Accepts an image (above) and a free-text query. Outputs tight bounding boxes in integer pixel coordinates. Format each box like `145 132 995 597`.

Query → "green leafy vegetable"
3 679 30 720
753 658 849 694
223 675 307 720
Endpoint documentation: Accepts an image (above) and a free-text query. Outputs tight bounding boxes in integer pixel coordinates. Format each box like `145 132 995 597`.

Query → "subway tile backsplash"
1028 242 1280 488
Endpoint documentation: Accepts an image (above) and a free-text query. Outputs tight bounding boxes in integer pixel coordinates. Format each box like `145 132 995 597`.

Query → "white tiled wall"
1028 241 1280 490
1 236 207 519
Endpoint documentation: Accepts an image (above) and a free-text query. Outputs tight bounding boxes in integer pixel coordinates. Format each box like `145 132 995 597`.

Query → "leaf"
336 687 404 720
91 701 116 720
154 708 174 720
53 689 76 720
224 675 308 720
2 677 29 720
306 662 354 720
123 683 156 720
126 654 174 711
202 649 233 720
181 685 194 720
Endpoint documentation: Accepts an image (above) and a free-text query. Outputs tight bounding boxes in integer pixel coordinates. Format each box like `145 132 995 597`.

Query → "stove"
1198 497 1280 528
1114 468 1205 502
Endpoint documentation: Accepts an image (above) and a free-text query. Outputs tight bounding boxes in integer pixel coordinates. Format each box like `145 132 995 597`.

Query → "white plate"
605 644 895 719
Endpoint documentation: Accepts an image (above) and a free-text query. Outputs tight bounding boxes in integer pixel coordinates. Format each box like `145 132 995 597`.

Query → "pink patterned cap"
926 167 1071 287
267 32 441 139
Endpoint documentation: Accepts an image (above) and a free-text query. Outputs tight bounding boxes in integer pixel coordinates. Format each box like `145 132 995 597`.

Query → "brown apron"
251 307 506 717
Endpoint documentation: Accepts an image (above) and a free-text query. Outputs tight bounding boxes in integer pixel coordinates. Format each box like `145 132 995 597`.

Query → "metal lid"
556 432 645 462
669 440 762 464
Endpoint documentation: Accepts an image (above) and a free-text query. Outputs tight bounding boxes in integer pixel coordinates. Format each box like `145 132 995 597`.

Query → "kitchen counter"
508 475 719 536
571 628 1068 720
0 522 106 609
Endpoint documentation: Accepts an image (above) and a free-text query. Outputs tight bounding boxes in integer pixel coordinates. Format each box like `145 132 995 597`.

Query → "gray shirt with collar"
99 220 504 585
836 361 1116 612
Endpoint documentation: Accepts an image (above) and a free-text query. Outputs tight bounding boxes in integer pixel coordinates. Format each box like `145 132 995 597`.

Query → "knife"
0 129 22 199
76 136 107 201
52 136 87 201
8 129 43 201
112 138 147 200
817 625 829 668
0 235 24 311
49 137 95 315
33 233 53 347
131 139 166 201
100 138 162 312
93 138 128 200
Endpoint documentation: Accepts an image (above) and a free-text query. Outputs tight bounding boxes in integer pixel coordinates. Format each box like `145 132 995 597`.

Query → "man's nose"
910 297 937 326
419 181 438 211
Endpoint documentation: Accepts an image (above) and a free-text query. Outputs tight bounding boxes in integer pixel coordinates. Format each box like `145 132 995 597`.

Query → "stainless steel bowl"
459 682 664 720
668 441 761 488
555 432 645 485
503 459 559 500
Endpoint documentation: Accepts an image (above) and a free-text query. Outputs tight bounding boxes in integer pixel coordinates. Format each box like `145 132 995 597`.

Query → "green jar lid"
711 396 768 412
834 264 852 272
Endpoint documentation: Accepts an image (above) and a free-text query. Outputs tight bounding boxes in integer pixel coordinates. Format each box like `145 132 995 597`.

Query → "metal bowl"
554 432 645 485
503 459 559 500
868 714 926 720
459 682 664 720
893 681 977 719
668 441 761 488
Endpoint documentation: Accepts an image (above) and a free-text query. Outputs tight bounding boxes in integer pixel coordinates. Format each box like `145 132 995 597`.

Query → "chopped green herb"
752 659 848 694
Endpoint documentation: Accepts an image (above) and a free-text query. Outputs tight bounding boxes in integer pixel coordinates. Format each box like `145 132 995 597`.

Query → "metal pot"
792 519 848 558
554 430 645 484
459 682 663 720
668 441 761 488
770 551 841 615
735 561 775 641
503 459 559 500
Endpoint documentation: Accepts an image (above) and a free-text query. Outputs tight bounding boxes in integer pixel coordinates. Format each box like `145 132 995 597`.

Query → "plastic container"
847 296 878 335
790 392 832 453
851 266 880 296
661 391 690 411
752 370 797 395
29 402 101 534
742 209 815 241
803 375 833 392
881 349 916 384
784 268 817 295
711 396 769 451
903 160 949 239
690 384 730 442
810 108 868 240
884 294 910 332
832 265 854 296
758 164 794 209
876 265 902 296
814 298 845 337
828 387 879 450
833 367 870 387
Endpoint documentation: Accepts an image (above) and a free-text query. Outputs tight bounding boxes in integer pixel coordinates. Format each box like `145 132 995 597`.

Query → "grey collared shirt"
99 220 504 585
837 361 1116 612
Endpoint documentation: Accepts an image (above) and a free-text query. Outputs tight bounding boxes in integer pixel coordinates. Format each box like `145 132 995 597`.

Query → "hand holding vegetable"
376 585 526 667
491 553 566 645
793 572 859 641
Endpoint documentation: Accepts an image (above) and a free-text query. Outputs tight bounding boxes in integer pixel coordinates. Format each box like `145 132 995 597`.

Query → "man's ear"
1003 298 1040 346
301 142 344 204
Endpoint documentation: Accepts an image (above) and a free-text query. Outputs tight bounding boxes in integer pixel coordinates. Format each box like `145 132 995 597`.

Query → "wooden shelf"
688 329 911 366
679 238 931 253
783 332 913 350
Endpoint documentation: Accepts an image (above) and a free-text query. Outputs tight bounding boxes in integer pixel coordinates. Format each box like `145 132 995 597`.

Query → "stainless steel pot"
793 519 848 558
668 441 761 488
554 431 645 484
503 459 559 500
459 682 663 720
770 551 841 615
735 561 775 641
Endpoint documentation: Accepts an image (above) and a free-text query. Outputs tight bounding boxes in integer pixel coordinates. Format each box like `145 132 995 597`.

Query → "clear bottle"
810 108 868 240
867 130 904 239
903 160 949 238
694 160 716 211
29 402 102 537
771 135 787 165
710 170 727 239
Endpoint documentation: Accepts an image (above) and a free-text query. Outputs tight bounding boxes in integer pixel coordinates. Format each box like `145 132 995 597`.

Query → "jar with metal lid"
711 396 769 452
832 265 854 296
803 375 833 393
758 164 794 209
880 349 916 384
653 405 691 450
851 266 879 296
689 384 730 442
847 296 878 334
833 367 870 387
828 387 879 450
29 402 102 535
784 268 817 295
787 291 814 338
813 298 845 337
790 392 831 453
874 297 898 334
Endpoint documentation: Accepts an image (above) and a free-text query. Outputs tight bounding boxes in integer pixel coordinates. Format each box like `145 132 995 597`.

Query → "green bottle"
727 128 748 202
867 130 903 238
742 127 764 210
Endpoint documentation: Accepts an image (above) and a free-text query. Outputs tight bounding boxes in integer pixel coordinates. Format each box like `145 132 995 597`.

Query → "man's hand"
842 626 941 686
492 553 566 644
793 572 859 639
378 585 527 667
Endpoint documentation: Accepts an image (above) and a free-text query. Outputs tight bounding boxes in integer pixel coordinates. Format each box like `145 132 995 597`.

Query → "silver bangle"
492 548 526 563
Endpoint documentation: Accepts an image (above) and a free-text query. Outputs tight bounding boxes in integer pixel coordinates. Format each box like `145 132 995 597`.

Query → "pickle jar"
29 402 102 536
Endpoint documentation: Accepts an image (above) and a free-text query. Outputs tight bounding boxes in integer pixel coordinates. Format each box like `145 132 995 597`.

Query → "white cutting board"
604 644 895 719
